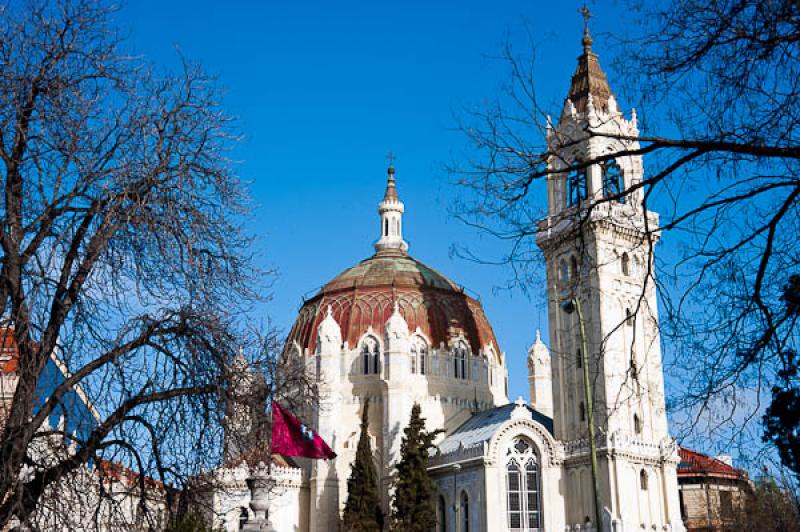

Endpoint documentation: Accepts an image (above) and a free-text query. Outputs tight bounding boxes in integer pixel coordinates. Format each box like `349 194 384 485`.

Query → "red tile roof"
0 327 18 374
96 459 172 492
678 447 748 481
287 254 500 358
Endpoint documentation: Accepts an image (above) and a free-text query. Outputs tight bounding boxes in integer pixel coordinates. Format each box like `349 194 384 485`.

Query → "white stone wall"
537 95 684 532
304 306 508 531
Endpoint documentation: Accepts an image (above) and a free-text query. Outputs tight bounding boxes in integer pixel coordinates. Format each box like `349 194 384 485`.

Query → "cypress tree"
390 403 443 532
341 398 384 532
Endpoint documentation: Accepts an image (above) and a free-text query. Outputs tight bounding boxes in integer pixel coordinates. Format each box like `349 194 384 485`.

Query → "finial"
386 151 396 175
579 4 593 51
535 329 541 343
515 396 527 408
326 305 333 317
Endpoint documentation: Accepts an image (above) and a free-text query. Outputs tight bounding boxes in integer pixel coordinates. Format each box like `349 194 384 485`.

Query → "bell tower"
536 11 684 531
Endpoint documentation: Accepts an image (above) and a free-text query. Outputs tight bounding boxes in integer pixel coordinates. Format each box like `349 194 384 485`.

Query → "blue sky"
116 1 637 402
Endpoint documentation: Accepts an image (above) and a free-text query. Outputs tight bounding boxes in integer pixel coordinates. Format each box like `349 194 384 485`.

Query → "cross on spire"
579 4 593 52
579 4 591 31
386 151 396 169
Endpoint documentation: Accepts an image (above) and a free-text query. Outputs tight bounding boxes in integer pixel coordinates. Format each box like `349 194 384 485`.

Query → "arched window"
640 469 648 490
506 461 523 530
579 402 586 422
505 437 542 531
634 413 642 434
410 336 428 375
384 218 389 236
570 255 579 280
438 495 447 532
460 491 470 532
576 348 582 369
625 307 634 326
525 461 542 529
453 343 468 380
601 159 625 203
621 252 630 276
361 336 380 375
567 164 588 207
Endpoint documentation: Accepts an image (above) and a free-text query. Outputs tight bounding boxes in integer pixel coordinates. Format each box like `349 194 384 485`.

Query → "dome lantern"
374 162 408 256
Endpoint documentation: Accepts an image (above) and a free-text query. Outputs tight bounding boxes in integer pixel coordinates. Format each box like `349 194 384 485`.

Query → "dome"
286 168 500 359
287 254 499 357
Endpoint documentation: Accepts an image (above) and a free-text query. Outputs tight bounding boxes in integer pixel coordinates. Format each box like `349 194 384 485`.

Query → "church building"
206 19 686 532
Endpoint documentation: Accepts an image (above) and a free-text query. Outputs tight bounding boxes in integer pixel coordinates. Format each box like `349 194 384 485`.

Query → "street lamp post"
561 297 603 531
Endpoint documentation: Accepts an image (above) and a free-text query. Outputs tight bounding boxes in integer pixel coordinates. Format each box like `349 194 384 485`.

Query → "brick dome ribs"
286 254 500 359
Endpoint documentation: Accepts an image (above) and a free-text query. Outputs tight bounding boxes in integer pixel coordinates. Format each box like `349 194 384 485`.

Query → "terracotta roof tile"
0 328 18 374
678 447 748 480
287 254 501 359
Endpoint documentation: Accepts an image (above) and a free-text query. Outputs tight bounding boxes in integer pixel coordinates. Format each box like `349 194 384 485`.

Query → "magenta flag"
271 402 337 460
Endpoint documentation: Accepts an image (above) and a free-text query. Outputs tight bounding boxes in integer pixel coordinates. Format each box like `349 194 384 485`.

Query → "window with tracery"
505 437 542 531
453 343 468 379
410 336 428 375
361 336 380 375
601 159 625 202
567 165 588 207
640 469 648 490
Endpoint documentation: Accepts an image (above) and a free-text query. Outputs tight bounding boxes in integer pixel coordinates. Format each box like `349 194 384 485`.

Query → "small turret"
374 162 409 256
527 330 553 418
385 302 410 346
317 306 342 356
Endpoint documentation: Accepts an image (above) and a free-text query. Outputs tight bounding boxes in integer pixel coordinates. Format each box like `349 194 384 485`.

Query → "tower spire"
374 158 408 256
564 6 614 116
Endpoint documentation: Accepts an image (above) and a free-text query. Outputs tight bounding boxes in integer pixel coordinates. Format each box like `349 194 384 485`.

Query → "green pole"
574 297 604 531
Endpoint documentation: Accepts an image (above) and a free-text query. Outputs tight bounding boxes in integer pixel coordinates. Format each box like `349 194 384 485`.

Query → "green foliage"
341 399 384 532
390 403 443 532
763 275 800 477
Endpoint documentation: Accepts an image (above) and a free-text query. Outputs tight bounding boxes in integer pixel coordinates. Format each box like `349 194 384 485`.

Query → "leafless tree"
0 0 308 528
451 0 800 471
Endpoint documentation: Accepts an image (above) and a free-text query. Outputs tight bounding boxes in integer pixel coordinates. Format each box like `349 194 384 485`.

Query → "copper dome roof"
286 253 500 359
